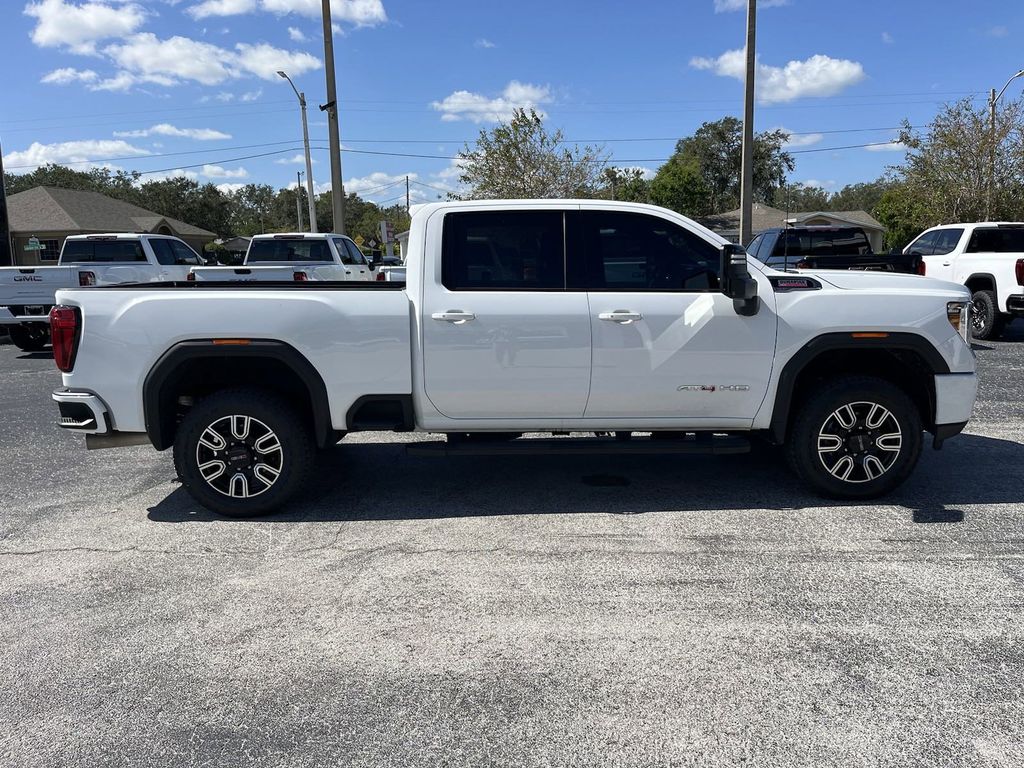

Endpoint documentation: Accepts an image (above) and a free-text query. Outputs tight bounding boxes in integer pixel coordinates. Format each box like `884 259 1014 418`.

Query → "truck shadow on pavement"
147 432 1022 524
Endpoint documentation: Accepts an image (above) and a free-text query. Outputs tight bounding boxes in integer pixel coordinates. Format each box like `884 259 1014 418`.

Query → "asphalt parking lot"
1 329 1023 767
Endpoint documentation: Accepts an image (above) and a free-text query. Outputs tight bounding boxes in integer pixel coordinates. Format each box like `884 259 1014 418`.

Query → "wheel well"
773 348 936 443
965 274 995 293
144 342 333 450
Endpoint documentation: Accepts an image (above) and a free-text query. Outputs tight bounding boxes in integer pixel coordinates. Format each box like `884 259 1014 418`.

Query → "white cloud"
201 164 248 178
274 154 316 164
797 179 837 190
24 0 147 54
41 67 99 85
106 33 234 85
186 0 257 18
714 0 787 11
988 25 1008 38
288 26 306 41
240 88 263 101
690 49 865 104
864 141 907 152
234 42 320 80
431 80 552 123
774 127 824 148
3 139 148 172
260 0 386 25
114 123 232 140
216 182 248 194
141 168 200 182
345 171 415 195
881 31 894 44
474 38 495 49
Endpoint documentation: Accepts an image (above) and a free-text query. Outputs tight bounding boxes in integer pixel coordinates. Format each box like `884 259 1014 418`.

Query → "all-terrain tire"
970 289 1005 341
9 324 50 352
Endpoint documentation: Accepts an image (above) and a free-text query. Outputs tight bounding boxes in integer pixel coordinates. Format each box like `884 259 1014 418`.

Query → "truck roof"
64 233 178 241
250 232 348 240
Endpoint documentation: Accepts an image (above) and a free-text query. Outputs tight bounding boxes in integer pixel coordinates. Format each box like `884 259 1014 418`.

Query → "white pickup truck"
906 222 1024 339
50 200 977 516
0 233 204 351
190 232 378 283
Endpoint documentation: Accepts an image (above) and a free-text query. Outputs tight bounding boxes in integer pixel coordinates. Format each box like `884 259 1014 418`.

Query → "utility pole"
405 175 410 212
277 70 318 232
738 0 757 246
986 70 1024 221
0 142 11 267
321 0 345 235
296 171 304 231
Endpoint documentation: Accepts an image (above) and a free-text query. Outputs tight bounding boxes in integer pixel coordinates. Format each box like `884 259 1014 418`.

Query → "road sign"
24 237 44 252
366 238 379 249
354 234 364 246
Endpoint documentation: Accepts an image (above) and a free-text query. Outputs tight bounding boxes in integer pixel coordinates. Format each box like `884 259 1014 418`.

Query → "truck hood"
808 270 970 299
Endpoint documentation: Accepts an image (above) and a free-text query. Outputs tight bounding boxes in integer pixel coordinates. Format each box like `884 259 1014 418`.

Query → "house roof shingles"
7 186 215 238
700 202 885 235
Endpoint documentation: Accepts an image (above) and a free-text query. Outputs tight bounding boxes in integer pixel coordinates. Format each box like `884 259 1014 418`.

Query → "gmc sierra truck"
0 233 204 351
189 232 377 283
49 200 978 516
905 222 1024 340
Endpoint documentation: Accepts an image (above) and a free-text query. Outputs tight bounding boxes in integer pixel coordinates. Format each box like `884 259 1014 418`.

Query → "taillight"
293 271 308 282
916 261 927 276
376 271 386 282
78 271 96 286
186 271 196 282
49 305 81 373
1016 258 1024 286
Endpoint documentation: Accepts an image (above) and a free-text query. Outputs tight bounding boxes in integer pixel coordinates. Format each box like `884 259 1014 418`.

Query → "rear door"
420 207 592 419
333 237 371 281
577 208 777 422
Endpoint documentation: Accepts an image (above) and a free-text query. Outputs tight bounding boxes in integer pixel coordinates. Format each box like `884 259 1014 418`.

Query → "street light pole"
278 70 318 233
739 0 757 245
296 171 304 231
321 0 346 235
986 69 1024 221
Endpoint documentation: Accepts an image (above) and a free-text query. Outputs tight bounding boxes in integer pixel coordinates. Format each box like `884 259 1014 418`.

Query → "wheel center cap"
847 434 870 453
226 445 252 468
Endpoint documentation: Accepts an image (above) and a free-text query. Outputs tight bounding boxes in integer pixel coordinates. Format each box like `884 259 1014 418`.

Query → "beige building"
701 202 887 252
7 186 216 265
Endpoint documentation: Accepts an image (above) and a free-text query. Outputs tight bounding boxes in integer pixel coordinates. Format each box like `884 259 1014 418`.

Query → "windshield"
247 238 331 262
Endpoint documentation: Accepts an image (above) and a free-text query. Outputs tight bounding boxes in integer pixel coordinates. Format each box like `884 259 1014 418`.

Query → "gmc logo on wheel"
14 275 43 282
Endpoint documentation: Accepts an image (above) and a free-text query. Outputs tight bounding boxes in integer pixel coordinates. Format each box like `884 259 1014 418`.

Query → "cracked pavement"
1 330 1024 767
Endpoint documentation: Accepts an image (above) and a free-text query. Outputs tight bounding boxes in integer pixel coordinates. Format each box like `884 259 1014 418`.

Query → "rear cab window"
61 239 147 263
247 238 332 262
966 227 1024 253
771 228 871 258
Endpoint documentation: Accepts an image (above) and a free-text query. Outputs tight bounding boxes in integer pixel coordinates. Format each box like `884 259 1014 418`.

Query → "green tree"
135 177 233 236
457 108 609 199
600 167 651 203
828 180 892 215
874 182 931 250
649 156 711 217
776 183 831 213
3 164 141 199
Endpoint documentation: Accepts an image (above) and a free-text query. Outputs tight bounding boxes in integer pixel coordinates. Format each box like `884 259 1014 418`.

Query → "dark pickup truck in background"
746 226 920 273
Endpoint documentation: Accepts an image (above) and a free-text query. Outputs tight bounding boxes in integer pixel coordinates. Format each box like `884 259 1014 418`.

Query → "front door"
577 210 777 422
420 208 592 419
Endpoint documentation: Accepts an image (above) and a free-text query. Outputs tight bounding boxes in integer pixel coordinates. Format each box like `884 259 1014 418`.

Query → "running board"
407 434 750 457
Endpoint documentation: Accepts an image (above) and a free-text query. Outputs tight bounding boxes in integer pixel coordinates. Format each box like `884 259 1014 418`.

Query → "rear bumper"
1006 295 1024 316
0 306 51 325
933 372 977 430
52 389 110 434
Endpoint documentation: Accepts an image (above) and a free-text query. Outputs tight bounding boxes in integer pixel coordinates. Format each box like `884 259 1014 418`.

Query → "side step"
406 433 750 457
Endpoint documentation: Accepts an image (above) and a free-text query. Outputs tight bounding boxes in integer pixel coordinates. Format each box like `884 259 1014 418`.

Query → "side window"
346 240 367 265
932 228 963 256
442 210 565 291
907 231 939 255
746 234 764 260
170 240 202 265
150 239 176 266
333 238 356 265
580 211 720 292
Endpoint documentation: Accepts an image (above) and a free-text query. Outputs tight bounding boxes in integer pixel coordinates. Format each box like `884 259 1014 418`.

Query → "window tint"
907 231 939 256
346 239 367 265
60 239 146 263
746 233 764 260
170 240 202 265
150 238 176 266
931 228 964 256
580 211 720 292
247 238 331 262
770 228 870 258
333 238 357 265
442 210 565 290
966 227 1024 253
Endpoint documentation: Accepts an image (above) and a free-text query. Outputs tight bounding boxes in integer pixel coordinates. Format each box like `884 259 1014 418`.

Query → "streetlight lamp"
986 68 1024 221
278 70 318 233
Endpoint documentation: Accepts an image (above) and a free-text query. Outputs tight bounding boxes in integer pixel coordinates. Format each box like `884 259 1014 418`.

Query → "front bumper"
52 389 110 434
933 372 977 435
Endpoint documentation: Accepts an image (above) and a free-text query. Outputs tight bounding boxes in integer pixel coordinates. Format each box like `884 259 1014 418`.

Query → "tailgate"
189 267 299 282
0 266 78 305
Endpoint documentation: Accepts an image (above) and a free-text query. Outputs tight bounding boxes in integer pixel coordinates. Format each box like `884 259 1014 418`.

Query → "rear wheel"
173 388 315 517
970 290 1004 340
786 376 922 499
8 324 50 352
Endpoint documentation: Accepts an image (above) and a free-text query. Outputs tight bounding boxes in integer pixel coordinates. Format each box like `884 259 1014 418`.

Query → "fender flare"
143 339 333 450
769 332 950 443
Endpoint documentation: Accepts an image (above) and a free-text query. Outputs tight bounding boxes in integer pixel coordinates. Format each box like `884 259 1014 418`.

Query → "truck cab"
189 233 376 282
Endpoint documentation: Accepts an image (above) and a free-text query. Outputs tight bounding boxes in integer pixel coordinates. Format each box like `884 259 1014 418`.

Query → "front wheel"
970 290 1005 340
786 376 923 500
8 324 50 352
173 389 315 517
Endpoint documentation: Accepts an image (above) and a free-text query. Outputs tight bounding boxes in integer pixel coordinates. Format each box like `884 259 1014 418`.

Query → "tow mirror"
721 243 759 317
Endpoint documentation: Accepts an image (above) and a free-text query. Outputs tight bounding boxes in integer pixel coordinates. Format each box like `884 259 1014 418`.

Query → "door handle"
942 262 951 266
598 310 643 323
431 310 476 323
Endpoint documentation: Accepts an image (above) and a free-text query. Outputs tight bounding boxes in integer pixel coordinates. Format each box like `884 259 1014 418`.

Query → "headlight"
947 301 971 343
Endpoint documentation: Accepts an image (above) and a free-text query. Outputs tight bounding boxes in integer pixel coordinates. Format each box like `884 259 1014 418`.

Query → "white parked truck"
189 233 378 283
50 200 978 516
906 222 1024 339
0 233 204 351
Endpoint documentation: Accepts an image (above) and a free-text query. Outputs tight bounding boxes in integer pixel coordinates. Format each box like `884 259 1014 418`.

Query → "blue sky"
2 0 1023 208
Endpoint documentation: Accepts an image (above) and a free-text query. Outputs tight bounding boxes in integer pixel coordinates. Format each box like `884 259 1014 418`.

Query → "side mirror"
721 243 759 317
